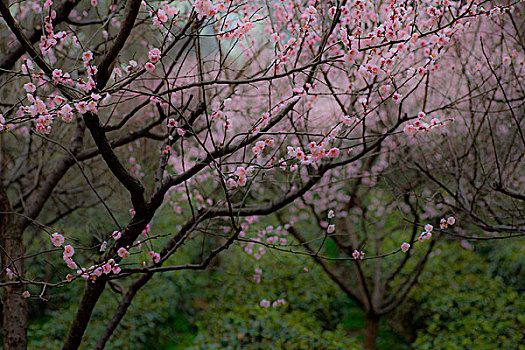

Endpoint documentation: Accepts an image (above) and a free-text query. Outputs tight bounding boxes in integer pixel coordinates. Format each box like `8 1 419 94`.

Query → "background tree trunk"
364 313 380 350
1 183 28 350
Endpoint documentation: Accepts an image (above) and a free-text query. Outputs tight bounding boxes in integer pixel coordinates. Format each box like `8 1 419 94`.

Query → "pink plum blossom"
148 48 161 63
112 230 121 240
51 232 65 247
117 247 129 258
63 245 75 257
328 148 340 158
145 62 155 71
82 51 93 62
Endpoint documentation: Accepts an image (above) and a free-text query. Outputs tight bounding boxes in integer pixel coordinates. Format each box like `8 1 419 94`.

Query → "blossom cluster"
260 298 286 308
403 112 455 134
440 216 456 229
48 231 123 282
352 250 365 260
240 222 289 260
286 142 340 167
253 268 262 284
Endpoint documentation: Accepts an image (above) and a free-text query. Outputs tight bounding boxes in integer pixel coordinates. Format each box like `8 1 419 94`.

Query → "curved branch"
95 0 142 89
0 0 81 75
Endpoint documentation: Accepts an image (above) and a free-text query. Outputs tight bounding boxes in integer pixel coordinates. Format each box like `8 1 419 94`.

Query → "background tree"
271 4 524 348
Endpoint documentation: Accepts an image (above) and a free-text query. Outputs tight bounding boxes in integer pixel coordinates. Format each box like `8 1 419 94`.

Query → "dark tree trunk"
61 277 107 350
61 204 153 350
1 184 28 350
364 313 380 350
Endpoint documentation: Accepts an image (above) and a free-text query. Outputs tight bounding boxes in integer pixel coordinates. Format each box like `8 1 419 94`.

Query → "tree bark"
62 214 152 350
94 273 153 350
1 184 27 350
61 277 107 350
364 313 380 350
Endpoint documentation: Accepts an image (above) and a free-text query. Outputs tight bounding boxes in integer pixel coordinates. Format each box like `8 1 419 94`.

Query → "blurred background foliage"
22 207 524 349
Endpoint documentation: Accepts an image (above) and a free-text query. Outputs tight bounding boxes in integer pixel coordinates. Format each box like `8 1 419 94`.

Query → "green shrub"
191 306 359 350
391 243 524 350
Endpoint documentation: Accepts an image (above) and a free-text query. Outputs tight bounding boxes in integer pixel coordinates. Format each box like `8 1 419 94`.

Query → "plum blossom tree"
278 155 458 349
0 0 523 349
270 3 525 348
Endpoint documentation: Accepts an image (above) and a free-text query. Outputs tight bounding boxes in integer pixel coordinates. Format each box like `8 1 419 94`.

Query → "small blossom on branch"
51 232 64 247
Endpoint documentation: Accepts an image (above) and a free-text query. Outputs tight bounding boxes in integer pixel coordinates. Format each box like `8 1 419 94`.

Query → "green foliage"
189 247 360 349
27 270 200 350
395 243 525 350
25 206 201 349
191 306 359 350
25 208 524 350
478 240 524 292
